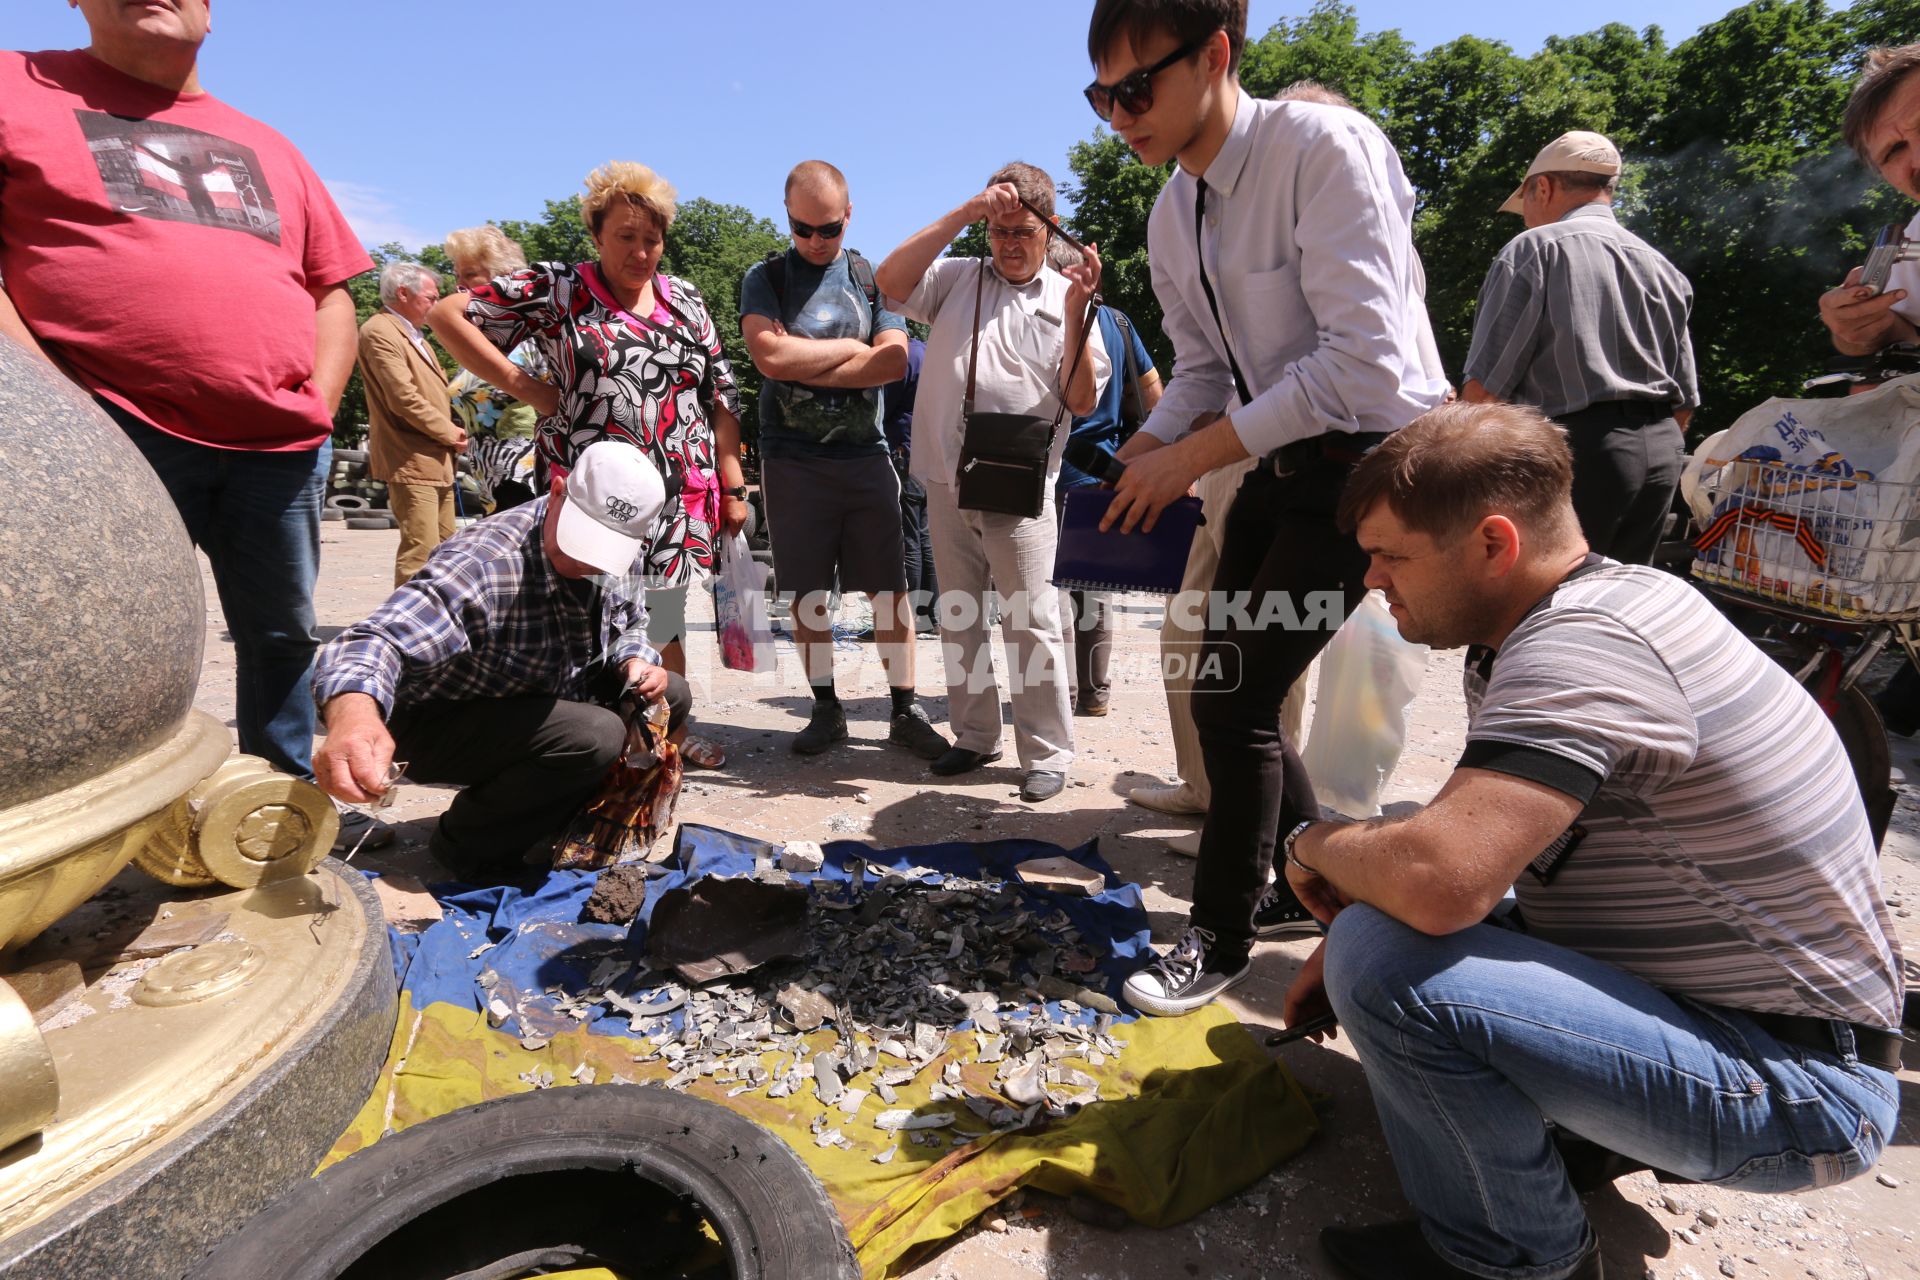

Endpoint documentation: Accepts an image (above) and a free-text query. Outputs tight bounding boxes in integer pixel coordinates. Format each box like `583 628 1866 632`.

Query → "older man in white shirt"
877 163 1108 803
1821 43 1920 354
1084 0 1446 1016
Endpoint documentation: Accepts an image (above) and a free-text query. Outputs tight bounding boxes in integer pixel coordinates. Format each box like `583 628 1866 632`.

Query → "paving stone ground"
195 521 1918 1279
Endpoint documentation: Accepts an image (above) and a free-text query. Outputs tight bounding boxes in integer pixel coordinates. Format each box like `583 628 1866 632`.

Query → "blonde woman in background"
443 224 545 511
430 164 746 768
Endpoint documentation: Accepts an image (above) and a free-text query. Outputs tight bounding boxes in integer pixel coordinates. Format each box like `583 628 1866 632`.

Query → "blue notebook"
1052 489 1204 594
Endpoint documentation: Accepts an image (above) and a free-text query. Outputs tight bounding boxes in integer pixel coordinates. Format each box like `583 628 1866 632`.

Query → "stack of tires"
324 445 396 531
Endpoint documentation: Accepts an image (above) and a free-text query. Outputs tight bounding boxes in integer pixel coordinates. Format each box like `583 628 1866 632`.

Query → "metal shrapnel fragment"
813 1053 844 1106
874 1109 956 1132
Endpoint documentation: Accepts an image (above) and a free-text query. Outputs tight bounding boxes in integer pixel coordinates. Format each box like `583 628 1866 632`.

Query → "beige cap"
1497 130 1621 215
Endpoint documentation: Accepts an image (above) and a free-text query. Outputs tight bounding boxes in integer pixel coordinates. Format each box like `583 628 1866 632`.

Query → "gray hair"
378 261 439 306
1845 43 1920 166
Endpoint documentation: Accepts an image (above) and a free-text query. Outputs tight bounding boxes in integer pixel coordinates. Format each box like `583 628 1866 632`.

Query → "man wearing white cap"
1463 129 1699 565
312 440 690 882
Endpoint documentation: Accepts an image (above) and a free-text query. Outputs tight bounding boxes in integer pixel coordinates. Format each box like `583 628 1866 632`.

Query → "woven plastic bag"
552 697 683 871
711 531 775 673
1301 591 1428 819
1688 374 1920 617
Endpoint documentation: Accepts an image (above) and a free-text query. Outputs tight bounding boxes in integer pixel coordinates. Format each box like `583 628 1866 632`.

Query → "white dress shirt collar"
1191 89 1258 198
385 306 433 358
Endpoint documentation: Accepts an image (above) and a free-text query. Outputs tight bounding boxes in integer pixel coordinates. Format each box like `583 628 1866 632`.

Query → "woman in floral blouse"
430 163 746 766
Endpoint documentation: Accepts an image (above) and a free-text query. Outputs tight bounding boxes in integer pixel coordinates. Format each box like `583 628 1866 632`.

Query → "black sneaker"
1122 926 1251 1016
887 704 949 760
1319 1221 1601 1280
929 746 1002 776
792 701 849 755
1253 881 1321 938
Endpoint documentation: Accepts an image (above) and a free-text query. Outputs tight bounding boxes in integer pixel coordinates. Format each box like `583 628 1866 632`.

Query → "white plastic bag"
711 532 775 673
1301 591 1428 818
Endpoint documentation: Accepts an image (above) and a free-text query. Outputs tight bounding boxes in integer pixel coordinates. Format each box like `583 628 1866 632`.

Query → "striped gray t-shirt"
1463 203 1699 419
1463 562 1903 1028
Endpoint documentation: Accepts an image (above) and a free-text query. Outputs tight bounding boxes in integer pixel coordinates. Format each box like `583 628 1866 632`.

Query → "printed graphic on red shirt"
75 110 280 244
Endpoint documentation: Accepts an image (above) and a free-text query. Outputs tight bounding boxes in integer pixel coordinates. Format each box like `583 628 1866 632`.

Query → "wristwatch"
1282 820 1319 875
722 485 748 499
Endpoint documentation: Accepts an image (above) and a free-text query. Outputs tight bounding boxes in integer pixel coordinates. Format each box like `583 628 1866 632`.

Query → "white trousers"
923 479 1074 774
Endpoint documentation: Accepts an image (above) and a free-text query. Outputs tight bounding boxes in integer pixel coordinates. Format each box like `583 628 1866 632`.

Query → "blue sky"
11 1 1798 260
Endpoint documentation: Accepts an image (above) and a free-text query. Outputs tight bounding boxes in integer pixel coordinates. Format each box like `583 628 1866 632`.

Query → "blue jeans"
113 409 329 779
1323 904 1899 1280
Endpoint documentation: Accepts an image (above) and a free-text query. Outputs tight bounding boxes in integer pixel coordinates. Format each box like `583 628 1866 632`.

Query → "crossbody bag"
956 260 1097 519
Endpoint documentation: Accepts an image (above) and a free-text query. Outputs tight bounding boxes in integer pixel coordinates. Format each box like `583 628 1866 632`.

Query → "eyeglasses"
1083 33 1210 121
987 224 1043 243
788 216 845 241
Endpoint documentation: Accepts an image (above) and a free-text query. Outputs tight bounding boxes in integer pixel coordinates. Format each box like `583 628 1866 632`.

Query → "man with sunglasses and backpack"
740 160 948 763
1083 0 1446 1016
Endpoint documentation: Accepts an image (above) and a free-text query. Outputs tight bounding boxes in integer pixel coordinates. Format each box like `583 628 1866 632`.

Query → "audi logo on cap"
605 496 639 523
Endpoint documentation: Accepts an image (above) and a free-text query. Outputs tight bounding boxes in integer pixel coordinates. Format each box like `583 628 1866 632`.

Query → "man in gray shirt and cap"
1463 130 1699 564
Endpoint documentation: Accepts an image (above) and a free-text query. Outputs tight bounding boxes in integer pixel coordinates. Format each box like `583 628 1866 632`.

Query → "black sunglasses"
788 216 845 241
1083 34 1209 122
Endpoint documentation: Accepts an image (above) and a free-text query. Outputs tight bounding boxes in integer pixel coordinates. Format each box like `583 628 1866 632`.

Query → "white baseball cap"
555 441 667 575
1498 130 1622 215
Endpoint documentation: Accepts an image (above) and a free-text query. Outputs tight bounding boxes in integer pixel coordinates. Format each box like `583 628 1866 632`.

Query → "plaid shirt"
313 498 659 716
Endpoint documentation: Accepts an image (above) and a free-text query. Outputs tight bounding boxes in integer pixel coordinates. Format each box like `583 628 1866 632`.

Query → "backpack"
759 248 883 340
1112 309 1148 440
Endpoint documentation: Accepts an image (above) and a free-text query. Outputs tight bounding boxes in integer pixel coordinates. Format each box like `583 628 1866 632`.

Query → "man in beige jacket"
358 262 464 585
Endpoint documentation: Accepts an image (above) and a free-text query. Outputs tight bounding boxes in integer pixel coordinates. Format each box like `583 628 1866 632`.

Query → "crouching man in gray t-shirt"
1265 401 1904 1280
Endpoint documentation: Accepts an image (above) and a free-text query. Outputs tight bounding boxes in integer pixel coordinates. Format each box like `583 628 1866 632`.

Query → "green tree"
1240 0 1416 111
1063 131 1173 369
497 197 595 267
1635 0 1872 424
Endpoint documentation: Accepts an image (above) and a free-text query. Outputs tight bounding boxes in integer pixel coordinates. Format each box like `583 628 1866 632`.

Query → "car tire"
196 1086 857 1280
344 517 393 531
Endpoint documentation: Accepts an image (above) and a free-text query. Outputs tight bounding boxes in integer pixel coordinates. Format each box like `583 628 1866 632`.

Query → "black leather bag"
955 261 1097 518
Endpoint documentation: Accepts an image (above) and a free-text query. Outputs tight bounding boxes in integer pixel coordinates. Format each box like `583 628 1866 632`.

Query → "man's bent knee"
554 703 627 773
1324 903 1428 1019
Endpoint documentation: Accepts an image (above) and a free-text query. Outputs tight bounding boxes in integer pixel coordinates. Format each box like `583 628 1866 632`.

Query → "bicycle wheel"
1829 683 1894 850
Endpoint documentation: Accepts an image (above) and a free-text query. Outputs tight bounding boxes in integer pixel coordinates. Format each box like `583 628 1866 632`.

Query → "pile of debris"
483 844 1133 1164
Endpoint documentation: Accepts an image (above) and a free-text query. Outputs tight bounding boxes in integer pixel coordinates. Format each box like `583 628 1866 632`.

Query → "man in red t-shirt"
0 1 375 839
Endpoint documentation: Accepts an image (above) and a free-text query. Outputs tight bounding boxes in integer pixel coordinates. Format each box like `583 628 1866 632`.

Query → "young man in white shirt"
1084 0 1446 1015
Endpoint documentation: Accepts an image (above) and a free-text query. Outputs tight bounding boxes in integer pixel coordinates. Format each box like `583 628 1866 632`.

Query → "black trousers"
899 467 938 625
1559 402 1685 565
1190 456 1371 954
1056 484 1111 705
1065 588 1111 705
390 673 691 870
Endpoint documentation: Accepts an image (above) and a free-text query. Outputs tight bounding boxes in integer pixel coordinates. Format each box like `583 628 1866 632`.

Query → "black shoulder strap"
1113 310 1142 383
1112 310 1147 433
845 249 880 312
845 249 883 341
761 249 787 310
